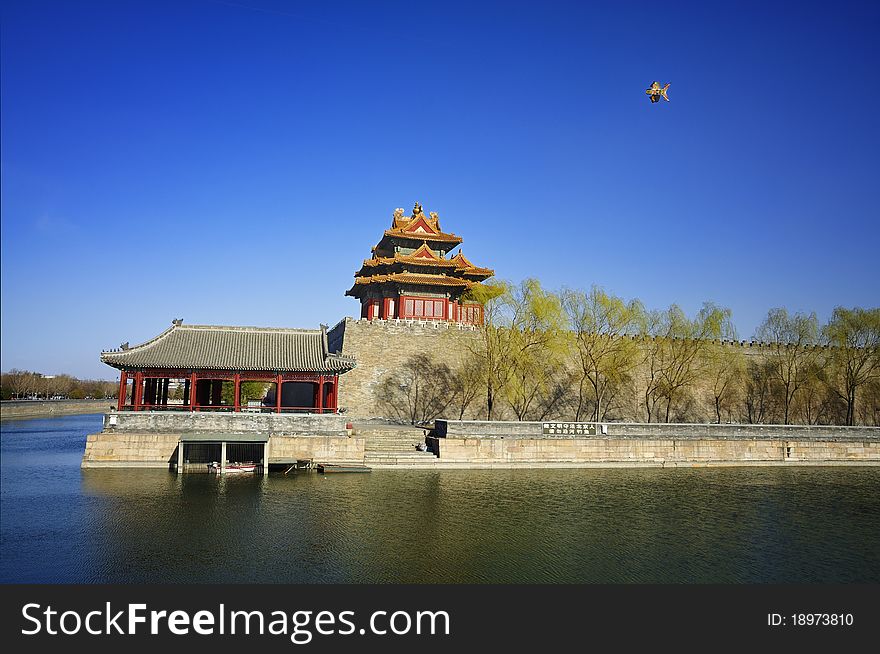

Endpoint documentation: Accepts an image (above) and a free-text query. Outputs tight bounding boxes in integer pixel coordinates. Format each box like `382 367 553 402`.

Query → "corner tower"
345 202 494 324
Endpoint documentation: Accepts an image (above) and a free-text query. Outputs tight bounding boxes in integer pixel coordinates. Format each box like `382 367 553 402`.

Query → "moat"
2 414 879 583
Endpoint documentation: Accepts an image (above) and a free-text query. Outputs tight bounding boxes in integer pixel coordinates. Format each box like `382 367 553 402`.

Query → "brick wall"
329 317 479 418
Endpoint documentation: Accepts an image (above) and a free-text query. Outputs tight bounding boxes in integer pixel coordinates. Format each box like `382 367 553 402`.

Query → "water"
2 414 879 583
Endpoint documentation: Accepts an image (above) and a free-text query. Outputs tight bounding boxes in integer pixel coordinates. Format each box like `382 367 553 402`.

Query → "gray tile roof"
101 324 356 373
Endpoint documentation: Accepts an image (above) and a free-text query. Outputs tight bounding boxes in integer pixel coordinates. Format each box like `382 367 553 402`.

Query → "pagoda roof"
346 272 473 296
355 254 495 278
382 206 463 244
357 245 494 279
449 252 494 276
101 323 356 373
382 228 463 244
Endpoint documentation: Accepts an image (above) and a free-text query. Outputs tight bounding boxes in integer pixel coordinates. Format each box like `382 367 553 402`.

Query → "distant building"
101 323 355 413
345 203 493 324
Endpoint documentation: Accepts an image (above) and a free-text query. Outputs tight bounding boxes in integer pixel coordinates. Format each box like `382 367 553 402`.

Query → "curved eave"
379 230 463 245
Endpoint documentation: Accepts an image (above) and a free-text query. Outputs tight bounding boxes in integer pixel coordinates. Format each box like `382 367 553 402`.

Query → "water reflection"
3 415 880 583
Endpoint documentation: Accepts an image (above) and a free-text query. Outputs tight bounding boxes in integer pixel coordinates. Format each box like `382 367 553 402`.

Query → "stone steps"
360 427 437 465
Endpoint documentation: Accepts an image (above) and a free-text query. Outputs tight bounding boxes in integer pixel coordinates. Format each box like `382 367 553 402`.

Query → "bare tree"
449 354 484 420
706 342 746 423
755 308 820 424
637 303 730 423
378 354 456 424
4 369 38 399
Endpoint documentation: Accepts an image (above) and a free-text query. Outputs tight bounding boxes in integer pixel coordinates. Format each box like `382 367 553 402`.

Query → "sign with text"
542 422 597 436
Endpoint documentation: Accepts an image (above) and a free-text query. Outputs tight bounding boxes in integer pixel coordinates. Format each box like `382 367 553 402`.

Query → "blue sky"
2 0 878 379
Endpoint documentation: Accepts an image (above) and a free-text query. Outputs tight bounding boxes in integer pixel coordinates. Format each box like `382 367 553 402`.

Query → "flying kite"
646 81 670 103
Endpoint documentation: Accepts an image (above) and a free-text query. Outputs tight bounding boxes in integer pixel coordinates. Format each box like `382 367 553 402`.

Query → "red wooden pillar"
133 372 144 411
381 298 390 320
117 371 128 411
318 375 325 413
190 372 198 411
233 373 241 412
276 374 283 413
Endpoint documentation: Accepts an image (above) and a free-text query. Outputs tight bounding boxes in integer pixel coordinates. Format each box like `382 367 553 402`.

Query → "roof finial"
120 342 129 350
172 318 183 326
412 201 423 217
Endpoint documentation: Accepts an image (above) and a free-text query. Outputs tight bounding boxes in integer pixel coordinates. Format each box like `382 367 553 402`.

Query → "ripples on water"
1 414 879 583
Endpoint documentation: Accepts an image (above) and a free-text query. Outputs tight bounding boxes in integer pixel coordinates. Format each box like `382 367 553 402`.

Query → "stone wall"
82 411 362 468
329 317 479 418
82 433 365 468
427 420 880 467
83 432 182 467
327 315 876 425
435 420 879 441
100 410 349 436
268 435 364 465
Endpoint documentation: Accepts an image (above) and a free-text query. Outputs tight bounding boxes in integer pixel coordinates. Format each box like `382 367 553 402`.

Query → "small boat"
317 463 372 474
208 461 257 474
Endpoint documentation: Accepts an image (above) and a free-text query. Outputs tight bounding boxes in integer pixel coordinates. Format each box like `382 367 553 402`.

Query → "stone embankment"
1 399 114 421
79 410 880 470
426 420 880 468
82 411 364 468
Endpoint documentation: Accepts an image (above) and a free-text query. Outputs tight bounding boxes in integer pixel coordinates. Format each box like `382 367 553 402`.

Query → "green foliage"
562 286 643 420
461 280 508 305
822 307 880 425
241 382 270 405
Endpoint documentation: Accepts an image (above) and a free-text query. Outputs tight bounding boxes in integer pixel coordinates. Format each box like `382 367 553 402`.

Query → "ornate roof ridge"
101 323 328 354
101 323 356 373
175 324 324 334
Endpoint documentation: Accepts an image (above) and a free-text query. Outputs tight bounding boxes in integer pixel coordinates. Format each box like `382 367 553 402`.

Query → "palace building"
345 202 493 324
101 323 355 413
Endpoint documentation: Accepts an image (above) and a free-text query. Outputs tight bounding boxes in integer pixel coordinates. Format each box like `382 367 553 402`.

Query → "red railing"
118 404 339 414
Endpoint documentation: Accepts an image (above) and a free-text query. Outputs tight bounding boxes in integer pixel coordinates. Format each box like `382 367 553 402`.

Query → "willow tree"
639 303 731 423
755 308 820 425
502 279 567 420
462 280 511 420
823 307 880 425
705 340 746 424
562 286 643 421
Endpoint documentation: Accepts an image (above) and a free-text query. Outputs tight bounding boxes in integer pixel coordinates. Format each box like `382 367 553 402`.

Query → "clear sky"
2 0 878 379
